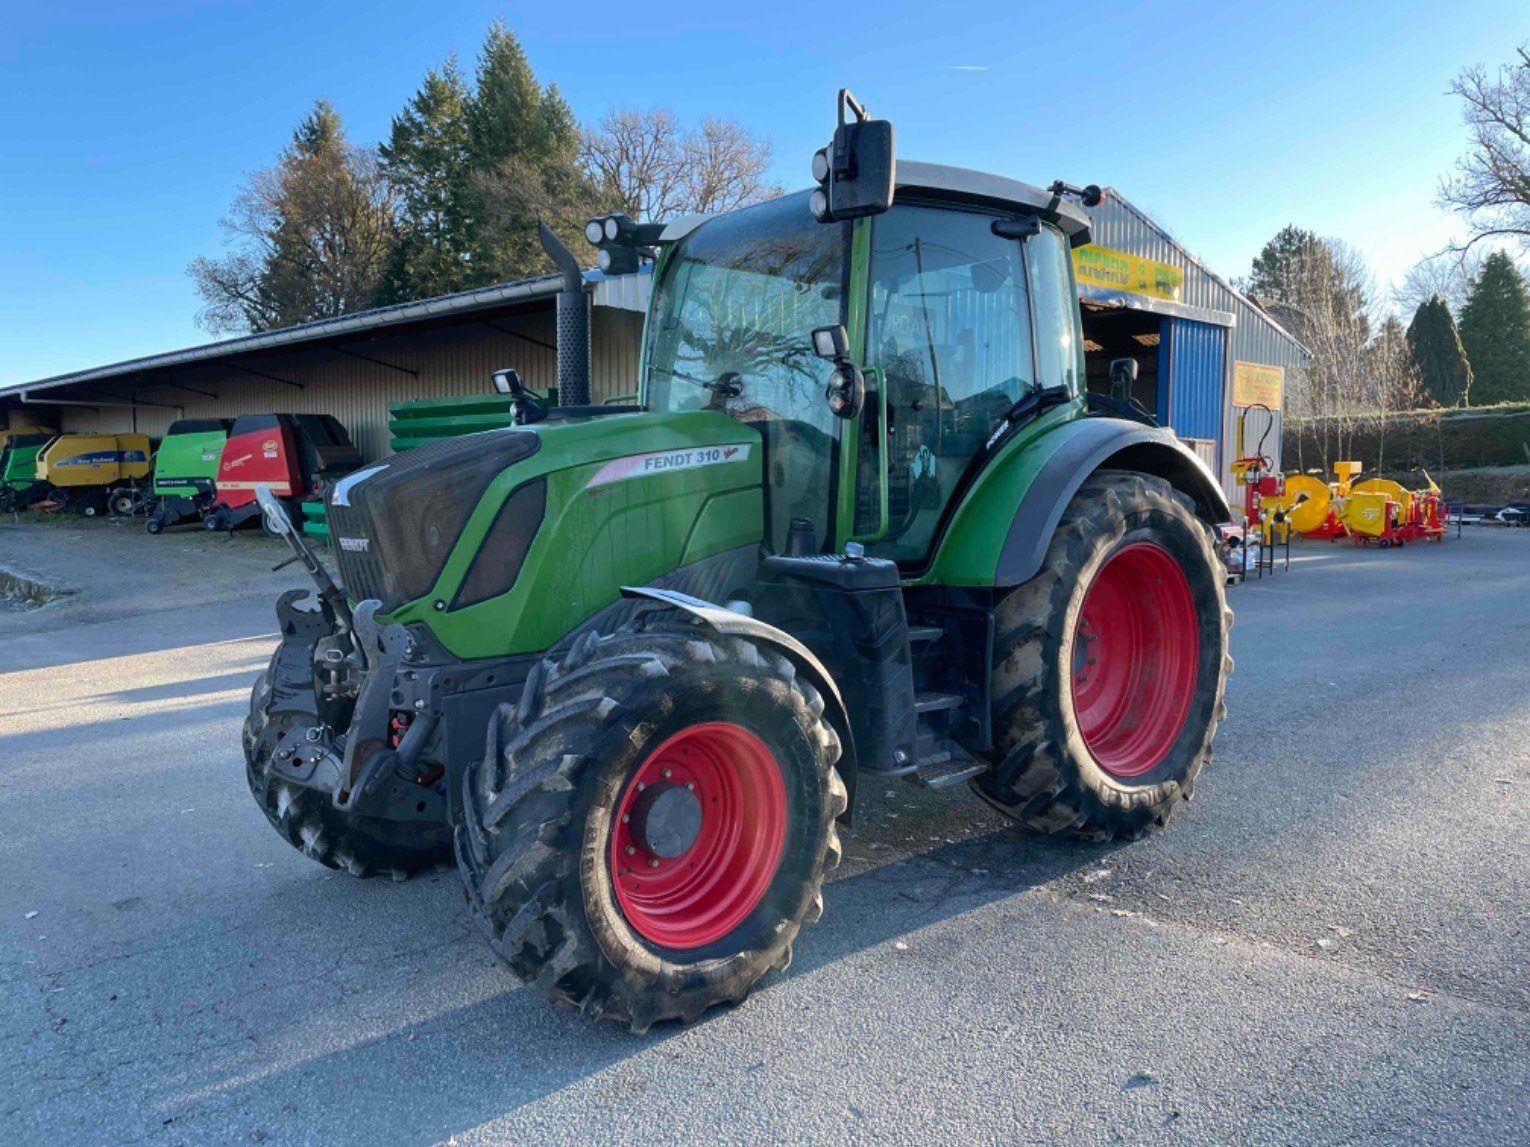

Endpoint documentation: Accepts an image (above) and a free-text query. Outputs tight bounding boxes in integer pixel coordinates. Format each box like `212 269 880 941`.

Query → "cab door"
853 203 1085 564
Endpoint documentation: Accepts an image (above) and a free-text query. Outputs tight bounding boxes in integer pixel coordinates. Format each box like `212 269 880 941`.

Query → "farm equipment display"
203 413 360 532
0 430 56 512
30 433 151 516
144 419 232 533
245 91 1233 1031
1279 462 1449 547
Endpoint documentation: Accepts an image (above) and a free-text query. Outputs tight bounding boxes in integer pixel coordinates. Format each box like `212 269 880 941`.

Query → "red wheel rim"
609 722 787 950
1070 542 1200 778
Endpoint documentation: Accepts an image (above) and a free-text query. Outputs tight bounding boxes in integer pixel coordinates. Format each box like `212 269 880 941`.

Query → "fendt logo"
587 444 754 488
337 536 370 553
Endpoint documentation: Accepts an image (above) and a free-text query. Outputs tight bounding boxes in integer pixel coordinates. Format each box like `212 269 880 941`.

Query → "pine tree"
1458 251 1530 405
1405 296 1473 406
461 21 590 284
377 56 473 303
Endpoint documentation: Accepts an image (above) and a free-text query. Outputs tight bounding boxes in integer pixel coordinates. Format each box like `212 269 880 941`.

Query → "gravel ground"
1 521 1526 1145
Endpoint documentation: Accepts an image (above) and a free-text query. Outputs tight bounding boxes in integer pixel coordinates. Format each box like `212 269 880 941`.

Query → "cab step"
914 691 964 715
910 739 987 788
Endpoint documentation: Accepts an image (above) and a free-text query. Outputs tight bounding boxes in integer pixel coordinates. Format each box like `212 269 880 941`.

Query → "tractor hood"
325 410 766 659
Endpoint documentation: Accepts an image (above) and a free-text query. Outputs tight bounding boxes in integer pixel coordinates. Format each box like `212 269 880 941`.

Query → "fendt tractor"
247 93 1233 1031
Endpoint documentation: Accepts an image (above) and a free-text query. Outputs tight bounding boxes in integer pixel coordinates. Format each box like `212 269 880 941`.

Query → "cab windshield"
643 192 848 551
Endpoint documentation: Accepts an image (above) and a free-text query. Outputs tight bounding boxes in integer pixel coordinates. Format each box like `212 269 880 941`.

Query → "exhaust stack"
538 221 590 408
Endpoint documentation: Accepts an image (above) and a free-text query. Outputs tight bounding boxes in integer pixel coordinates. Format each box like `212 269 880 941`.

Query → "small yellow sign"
1233 361 1284 409
1073 244 1183 302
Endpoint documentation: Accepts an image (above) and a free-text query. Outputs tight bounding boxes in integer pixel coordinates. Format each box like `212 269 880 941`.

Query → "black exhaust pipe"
538 220 590 408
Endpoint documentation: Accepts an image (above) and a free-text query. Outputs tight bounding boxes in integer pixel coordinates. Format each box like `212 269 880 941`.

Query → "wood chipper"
1279 462 1449 547
0 430 58 512
31 433 151 516
203 414 360 532
144 419 233 533
244 91 1234 1032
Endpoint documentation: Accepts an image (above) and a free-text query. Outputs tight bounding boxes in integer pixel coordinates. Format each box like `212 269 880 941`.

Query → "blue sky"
3 1 1526 384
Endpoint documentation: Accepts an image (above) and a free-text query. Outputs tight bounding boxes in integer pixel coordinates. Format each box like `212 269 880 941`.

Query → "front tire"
456 613 847 1032
973 470 1231 840
242 654 452 878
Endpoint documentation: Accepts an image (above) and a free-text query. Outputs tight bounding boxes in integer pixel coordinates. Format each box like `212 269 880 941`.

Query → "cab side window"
1027 225 1084 393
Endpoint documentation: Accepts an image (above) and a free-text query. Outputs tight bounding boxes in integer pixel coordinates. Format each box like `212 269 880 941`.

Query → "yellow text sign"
1232 361 1284 409
1073 244 1183 302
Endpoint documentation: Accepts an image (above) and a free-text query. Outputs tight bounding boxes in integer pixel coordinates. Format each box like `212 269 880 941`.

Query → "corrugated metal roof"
2 268 651 399
1088 190 1309 360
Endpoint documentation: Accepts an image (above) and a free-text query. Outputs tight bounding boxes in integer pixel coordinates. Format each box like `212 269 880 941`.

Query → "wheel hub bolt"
647 858 660 868
662 768 672 779
624 845 636 856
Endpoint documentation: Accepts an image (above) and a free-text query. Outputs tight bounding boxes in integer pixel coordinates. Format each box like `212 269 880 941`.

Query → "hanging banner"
1232 361 1284 409
1073 244 1183 302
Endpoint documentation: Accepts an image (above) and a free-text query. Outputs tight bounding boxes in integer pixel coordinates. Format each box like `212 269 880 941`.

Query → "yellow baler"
34 433 152 517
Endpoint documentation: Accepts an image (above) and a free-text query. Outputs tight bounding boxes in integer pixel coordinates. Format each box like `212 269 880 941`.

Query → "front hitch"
256 483 353 634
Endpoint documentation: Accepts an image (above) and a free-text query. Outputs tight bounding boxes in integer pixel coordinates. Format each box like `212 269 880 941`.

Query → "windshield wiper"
985 384 1075 450
649 365 744 397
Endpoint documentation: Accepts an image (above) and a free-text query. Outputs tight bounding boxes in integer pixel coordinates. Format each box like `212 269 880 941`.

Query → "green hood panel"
387 411 764 657
916 402 1086 587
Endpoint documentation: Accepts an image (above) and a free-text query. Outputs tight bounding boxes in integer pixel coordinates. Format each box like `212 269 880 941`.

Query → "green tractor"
248 93 1232 1031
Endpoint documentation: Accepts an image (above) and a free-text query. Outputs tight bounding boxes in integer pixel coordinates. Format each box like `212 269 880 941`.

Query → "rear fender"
619 586 859 819
994 418 1231 587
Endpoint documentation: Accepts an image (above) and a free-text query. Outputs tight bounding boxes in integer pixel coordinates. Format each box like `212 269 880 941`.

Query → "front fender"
925 415 1231 589
619 586 859 817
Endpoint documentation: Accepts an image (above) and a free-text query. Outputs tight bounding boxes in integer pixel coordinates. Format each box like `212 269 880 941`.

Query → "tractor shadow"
144 791 1118 1143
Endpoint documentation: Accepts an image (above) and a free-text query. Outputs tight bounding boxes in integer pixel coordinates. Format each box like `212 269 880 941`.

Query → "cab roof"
895 161 1092 237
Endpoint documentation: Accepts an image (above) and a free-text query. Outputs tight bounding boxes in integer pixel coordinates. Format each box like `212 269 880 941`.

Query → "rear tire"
972 470 1231 840
242 654 452 879
456 612 847 1032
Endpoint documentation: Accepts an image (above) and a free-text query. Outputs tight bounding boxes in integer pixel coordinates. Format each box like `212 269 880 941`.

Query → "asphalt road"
2 523 1527 1145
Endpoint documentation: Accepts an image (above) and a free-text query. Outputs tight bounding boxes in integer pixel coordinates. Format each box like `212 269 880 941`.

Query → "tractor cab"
638 172 1090 564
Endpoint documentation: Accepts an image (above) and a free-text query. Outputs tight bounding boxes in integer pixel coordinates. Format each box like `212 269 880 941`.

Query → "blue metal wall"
1164 318 1226 445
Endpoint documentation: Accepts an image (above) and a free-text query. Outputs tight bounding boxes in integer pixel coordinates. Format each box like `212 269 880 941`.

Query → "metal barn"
1074 190 1306 494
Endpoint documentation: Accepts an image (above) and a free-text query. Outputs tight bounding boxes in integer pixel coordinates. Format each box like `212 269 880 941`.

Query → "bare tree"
581 107 780 222
1394 249 1483 316
1440 44 1530 254
1361 314 1427 473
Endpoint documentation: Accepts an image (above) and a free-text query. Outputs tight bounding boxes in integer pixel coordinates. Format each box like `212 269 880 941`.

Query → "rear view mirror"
492 368 523 396
1109 358 1139 397
809 89 895 223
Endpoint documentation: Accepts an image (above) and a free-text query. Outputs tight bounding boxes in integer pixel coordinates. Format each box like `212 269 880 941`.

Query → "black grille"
327 499 388 604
